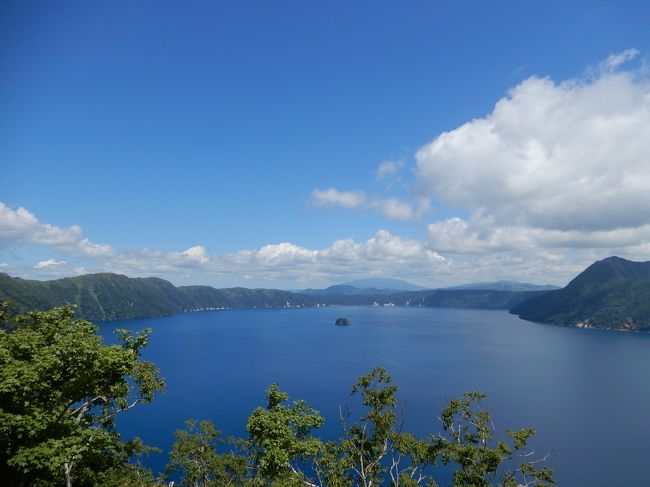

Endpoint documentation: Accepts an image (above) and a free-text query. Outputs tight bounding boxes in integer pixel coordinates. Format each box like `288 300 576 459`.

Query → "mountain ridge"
0 272 541 322
5 257 648 330
511 256 650 331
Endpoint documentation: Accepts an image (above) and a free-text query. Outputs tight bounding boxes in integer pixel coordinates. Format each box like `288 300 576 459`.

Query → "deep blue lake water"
100 307 650 486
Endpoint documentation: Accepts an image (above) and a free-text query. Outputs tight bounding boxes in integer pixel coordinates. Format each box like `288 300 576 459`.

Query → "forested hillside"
511 256 650 330
0 272 543 321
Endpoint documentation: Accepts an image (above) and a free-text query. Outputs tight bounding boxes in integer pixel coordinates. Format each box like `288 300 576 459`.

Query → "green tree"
0 302 553 487
314 367 438 487
313 368 552 487
166 384 325 487
166 419 247 486
339 367 399 486
165 367 553 487
246 383 325 485
433 391 554 487
0 305 165 486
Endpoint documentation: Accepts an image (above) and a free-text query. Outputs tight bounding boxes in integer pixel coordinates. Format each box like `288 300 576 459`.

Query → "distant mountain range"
299 278 555 295
511 256 650 331
3 257 649 331
0 272 540 322
343 278 427 291
0 272 310 321
298 278 427 295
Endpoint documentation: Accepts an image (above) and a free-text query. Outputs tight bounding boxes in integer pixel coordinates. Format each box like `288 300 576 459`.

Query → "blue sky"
2 1 650 288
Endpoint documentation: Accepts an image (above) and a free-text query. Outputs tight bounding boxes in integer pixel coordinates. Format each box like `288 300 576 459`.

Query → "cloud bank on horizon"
2 50 650 288
0 202 445 286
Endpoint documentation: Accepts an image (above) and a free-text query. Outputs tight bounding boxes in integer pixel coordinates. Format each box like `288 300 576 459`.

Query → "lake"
100 306 650 485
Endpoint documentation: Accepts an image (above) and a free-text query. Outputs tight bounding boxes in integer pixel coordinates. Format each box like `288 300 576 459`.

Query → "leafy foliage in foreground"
167 368 554 487
0 304 553 486
0 304 165 486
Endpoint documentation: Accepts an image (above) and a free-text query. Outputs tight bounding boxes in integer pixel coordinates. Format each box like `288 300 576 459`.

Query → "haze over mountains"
299 278 555 295
442 281 559 292
343 278 427 291
298 277 426 295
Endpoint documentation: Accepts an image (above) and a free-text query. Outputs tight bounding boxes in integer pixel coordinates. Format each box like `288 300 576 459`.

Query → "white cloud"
180 245 209 264
599 48 639 72
0 203 116 258
376 160 404 179
0 203 82 246
255 242 317 266
310 188 365 208
66 231 445 286
310 55 650 234
412 51 650 284
427 216 650 255
415 59 650 234
309 188 414 221
35 259 67 269
219 230 444 282
77 238 116 257
0 201 445 284
368 198 413 220
3 197 638 287
31 259 86 278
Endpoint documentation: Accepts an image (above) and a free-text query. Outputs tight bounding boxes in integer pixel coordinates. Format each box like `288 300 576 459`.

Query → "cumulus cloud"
309 188 414 221
427 216 650 255
179 245 209 264
310 53 650 242
254 242 317 266
0 203 82 246
0 203 116 257
0 199 446 285
415 56 650 235
414 52 650 282
77 238 115 257
403 50 650 285
92 230 445 285
216 230 445 282
226 231 444 275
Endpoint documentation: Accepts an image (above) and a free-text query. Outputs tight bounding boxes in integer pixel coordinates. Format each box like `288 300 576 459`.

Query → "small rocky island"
335 317 350 326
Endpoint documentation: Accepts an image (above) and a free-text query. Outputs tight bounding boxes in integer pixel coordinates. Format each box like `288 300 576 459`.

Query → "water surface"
101 307 650 485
